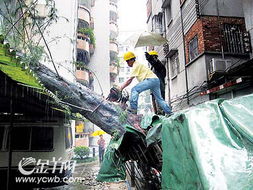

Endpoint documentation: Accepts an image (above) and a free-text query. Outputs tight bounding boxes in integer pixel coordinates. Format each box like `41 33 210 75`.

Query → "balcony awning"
0 43 70 120
165 48 177 58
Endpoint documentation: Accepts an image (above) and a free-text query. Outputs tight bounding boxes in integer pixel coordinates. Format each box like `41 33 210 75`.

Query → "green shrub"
74 146 90 159
78 27 95 46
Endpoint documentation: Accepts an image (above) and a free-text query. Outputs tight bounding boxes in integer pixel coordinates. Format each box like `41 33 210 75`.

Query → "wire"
49 61 105 96
3 0 39 38
225 58 244 72
170 81 207 104
33 19 60 77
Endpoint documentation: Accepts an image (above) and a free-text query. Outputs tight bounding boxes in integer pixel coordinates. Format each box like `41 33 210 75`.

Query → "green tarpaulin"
96 124 143 182
97 93 253 190
96 135 126 182
162 94 253 190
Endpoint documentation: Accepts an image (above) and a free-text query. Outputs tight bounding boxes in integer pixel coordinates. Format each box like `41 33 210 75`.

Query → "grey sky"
118 0 147 42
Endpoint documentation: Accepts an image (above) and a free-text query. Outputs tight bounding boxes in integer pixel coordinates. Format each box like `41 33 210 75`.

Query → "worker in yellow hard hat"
145 50 166 99
120 51 172 115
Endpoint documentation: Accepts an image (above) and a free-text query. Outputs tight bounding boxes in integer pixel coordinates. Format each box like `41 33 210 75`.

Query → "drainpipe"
179 5 190 105
163 10 171 104
215 0 225 59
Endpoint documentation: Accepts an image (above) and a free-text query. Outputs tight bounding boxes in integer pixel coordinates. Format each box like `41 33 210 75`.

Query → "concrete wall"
242 0 253 58
40 0 78 83
90 0 110 96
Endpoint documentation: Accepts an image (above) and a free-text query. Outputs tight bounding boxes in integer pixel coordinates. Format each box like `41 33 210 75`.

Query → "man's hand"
120 77 134 91
106 86 122 102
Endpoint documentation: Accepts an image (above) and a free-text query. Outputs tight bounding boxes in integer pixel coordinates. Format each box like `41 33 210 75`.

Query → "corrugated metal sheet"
166 16 183 49
198 0 210 11
165 0 198 49
182 0 198 34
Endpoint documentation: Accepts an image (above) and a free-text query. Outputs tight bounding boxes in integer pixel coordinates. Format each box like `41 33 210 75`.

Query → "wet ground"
43 160 129 190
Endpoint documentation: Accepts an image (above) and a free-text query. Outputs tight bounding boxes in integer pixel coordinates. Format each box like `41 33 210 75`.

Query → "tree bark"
33 65 142 137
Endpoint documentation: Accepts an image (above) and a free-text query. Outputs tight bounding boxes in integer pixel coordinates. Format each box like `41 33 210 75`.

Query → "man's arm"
120 77 134 91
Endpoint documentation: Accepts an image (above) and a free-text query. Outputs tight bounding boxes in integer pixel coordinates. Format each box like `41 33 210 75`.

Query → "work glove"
145 52 152 61
106 86 122 102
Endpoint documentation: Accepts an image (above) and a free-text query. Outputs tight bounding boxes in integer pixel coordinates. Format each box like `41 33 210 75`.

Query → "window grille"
223 24 244 54
152 13 164 34
189 35 199 61
170 52 179 78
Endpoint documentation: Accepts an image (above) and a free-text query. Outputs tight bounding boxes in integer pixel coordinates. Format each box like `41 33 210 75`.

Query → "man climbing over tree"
145 51 166 99
145 51 167 114
120 51 172 115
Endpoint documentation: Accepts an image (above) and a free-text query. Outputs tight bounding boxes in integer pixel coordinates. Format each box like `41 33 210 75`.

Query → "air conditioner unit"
208 58 232 74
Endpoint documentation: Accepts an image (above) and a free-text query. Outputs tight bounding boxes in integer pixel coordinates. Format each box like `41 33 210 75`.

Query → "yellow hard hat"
148 50 158 56
123 51 136 61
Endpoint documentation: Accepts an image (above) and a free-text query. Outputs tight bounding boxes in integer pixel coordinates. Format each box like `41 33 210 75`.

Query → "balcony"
77 34 90 52
110 40 118 50
110 63 118 83
78 5 90 25
79 0 91 10
78 19 89 30
110 64 118 74
110 11 118 22
75 68 90 85
110 21 118 39
110 40 118 59
77 48 90 65
109 2 118 13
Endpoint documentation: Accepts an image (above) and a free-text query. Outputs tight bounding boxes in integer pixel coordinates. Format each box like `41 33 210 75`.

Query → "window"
65 127 73 149
170 52 179 78
31 127 53 151
189 35 199 61
6 127 54 151
152 13 164 34
0 127 5 150
11 127 31 151
223 24 244 54
164 3 172 25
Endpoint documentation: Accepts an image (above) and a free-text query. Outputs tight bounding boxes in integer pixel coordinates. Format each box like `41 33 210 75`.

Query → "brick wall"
75 135 89 147
185 19 204 64
184 16 246 64
202 16 245 52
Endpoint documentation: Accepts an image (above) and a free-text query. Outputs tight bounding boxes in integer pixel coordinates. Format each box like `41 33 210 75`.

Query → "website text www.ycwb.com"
15 176 83 184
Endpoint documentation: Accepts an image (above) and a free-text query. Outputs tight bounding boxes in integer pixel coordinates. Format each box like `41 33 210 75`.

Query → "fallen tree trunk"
33 64 141 137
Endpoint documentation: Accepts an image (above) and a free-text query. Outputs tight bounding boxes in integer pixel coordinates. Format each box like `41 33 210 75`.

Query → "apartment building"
146 0 253 111
76 0 120 146
2 0 120 147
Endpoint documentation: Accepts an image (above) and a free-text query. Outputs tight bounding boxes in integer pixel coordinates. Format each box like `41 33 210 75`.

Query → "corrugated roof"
0 44 43 89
